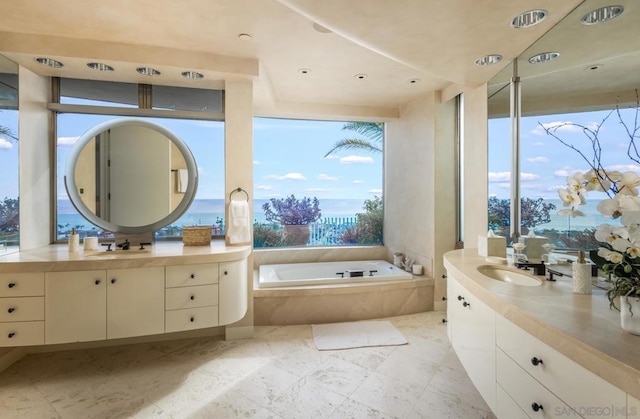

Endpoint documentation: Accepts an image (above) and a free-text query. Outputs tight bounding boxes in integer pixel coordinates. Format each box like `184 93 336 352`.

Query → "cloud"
531 121 599 135
57 136 79 146
0 138 13 149
369 189 383 194
607 164 640 172
488 172 540 182
340 155 374 164
526 156 549 163
265 172 306 181
324 155 340 160
353 180 365 184
553 167 583 177
317 174 338 181
255 185 274 191
253 160 260 165
305 188 333 192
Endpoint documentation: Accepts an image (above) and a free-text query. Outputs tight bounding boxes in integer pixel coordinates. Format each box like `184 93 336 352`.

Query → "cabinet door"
106 267 164 339
218 260 247 325
45 270 106 344
447 272 496 412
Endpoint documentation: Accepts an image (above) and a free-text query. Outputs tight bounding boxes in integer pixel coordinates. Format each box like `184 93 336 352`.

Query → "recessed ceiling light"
298 68 312 75
181 71 204 80
312 22 332 33
238 33 252 40
511 9 547 28
136 67 161 76
528 52 560 64
581 5 624 25
35 57 64 68
474 55 502 66
87 62 114 72
354 74 368 80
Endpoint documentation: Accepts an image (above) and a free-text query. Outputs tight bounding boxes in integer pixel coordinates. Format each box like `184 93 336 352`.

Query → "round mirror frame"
64 118 199 234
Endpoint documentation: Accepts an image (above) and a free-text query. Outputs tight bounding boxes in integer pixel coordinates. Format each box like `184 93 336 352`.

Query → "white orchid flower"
617 195 640 212
612 237 633 253
584 169 611 192
558 188 584 208
567 173 587 194
628 245 640 259
617 171 640 196
557 208 585 217
595 224 629 243
598 247 624 264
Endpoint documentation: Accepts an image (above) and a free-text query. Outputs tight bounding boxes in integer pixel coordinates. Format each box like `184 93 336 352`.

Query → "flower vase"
620 296 640 335
283 225 311 245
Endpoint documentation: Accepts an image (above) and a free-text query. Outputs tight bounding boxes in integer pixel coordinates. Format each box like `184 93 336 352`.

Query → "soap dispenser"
68 227 80 252
572 250 591 294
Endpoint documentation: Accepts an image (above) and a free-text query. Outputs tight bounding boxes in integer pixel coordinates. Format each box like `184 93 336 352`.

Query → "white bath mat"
312 320 408 350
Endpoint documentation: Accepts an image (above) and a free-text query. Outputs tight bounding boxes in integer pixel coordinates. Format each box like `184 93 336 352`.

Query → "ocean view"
57 197 615 233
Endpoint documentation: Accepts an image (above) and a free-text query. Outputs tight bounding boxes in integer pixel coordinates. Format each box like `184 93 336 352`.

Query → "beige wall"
385 93 437 276
224 79 254 337
18 66 50 250
462 84 489 246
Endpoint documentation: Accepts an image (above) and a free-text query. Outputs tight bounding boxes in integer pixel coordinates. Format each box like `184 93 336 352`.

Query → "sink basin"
476 265 542 286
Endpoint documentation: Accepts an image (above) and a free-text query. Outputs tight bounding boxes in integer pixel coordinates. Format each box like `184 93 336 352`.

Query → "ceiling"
489 0 640 117
0 0 584 119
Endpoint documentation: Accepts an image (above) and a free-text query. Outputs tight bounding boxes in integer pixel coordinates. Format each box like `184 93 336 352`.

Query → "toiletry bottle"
572 250 592 294
68 227 80 252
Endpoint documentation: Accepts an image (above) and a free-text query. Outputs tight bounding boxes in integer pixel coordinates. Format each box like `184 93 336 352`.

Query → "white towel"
177 169 188 193
228 200 250 244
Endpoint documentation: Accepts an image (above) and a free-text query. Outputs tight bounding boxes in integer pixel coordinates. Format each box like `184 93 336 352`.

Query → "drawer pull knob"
190 274 195 279
442 296 447 301
531 357 544 366
7 307 15 314
442 274 447 279
111 279 117 284
224 271 228 275
190 295 195 300
531 402 543 412
8 282 16 288
463 301 471 308
442 318 447 324
95 279 101 285
457 295 464 301
7 332 15 338
190 316 195 322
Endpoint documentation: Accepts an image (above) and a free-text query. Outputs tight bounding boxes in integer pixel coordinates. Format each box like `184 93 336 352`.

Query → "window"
0 69 19 254
253 117 384 247
55 79 225 241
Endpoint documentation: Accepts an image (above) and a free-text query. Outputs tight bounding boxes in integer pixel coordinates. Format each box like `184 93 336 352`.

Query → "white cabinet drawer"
496 315 626 417
165 284 218 310
0 297 44 322
496 384 529 419
0 272 44 297
166 264 218 288
497 348 580 418
0 321 44 346
165 306 218 333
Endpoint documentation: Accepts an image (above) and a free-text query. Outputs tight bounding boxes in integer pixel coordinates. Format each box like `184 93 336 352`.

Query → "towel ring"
229 187 249 202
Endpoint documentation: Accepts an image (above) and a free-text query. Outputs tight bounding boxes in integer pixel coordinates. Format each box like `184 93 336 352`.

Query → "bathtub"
258 260 413 288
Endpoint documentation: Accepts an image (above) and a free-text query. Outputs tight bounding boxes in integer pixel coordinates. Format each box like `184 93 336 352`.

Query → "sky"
0 110 383 202
489 106 640 200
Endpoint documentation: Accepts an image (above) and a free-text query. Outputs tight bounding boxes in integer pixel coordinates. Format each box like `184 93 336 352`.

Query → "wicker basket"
182 226 212 246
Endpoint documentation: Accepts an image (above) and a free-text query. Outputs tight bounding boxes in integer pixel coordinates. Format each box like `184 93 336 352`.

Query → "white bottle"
68 227 80 252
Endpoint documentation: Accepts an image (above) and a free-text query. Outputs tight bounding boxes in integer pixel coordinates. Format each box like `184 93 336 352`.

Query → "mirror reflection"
65 118 198 234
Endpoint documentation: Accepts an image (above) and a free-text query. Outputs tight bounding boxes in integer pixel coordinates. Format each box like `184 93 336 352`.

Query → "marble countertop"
0 241 251 273
444 248 640 400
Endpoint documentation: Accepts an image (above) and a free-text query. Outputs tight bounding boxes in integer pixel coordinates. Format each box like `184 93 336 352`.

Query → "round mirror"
64 118 198 234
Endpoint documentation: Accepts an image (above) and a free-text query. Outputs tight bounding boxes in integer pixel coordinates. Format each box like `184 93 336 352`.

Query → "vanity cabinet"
496 314 626 419
447 273 496 411
45 270 107 344
219 260 248 325
0 272 45 346
165 263 219 333
106 267 165 339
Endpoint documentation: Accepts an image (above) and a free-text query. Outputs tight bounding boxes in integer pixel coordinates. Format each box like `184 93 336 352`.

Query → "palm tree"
0 125 17 142
324 122 383 157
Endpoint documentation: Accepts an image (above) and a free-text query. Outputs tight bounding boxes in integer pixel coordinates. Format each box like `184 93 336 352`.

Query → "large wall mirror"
488 0 639 246
64 118 198 234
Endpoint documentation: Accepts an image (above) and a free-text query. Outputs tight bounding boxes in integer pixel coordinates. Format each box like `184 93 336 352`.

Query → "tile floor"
0 311 495 419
